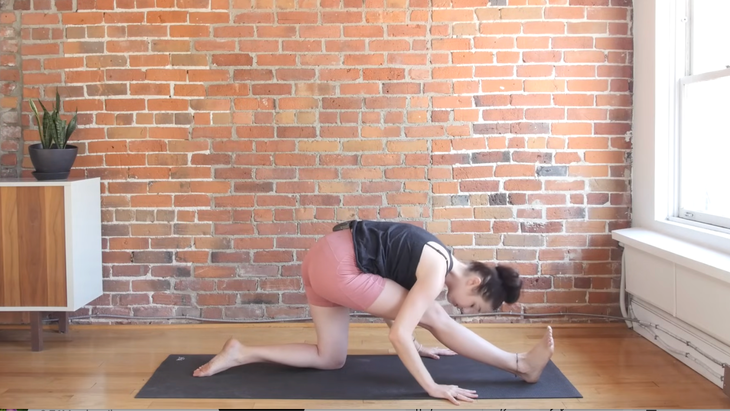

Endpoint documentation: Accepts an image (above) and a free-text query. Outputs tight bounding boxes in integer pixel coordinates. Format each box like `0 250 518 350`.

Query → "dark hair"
468 261 522 311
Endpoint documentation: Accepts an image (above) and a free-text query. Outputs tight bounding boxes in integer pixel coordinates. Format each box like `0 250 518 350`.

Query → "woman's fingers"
434 385 478 405
444 392 459 405
461 389 478 398
456 388 478 400
456 393 475 402
452 386 478 404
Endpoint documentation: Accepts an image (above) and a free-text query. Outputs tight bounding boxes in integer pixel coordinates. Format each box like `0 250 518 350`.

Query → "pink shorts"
301 229 386 311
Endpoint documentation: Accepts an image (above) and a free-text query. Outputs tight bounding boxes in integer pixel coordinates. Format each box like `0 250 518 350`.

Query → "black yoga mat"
136 354 582 400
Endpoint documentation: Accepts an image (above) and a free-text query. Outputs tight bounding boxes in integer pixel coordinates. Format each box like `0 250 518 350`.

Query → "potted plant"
28 90 78 181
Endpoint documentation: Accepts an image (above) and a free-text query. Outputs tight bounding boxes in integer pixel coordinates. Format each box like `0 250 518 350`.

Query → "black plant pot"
29 143 78 181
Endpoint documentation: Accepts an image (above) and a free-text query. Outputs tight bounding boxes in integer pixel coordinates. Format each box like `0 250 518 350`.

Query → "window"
675 0 730 231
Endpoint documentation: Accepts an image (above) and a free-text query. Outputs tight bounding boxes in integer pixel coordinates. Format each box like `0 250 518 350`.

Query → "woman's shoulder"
352 219 421 232
354 220 444 242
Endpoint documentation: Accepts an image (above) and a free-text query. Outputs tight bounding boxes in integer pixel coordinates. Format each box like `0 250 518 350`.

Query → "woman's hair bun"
495 265 522 304
469 261 523 310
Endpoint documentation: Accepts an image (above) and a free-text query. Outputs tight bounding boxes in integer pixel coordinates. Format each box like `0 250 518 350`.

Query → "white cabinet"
0 177 103 350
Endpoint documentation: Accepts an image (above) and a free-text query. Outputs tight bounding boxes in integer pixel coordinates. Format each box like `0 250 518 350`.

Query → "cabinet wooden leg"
58 312 69 334
30 312 43 352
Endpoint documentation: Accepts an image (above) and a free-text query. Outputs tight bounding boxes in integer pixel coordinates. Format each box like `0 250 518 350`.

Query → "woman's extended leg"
421 303 553 383
193 304 351 377
365 278 554 383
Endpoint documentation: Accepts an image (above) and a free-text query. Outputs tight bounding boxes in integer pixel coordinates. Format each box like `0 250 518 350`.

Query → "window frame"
627 0 730 257
669 0 730 233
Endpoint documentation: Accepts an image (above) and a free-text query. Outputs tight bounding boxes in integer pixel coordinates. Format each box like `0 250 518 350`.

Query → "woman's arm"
385 308 456 359
384 319 422 350
387 250 477 404
388 273 442 391
382 318 416 346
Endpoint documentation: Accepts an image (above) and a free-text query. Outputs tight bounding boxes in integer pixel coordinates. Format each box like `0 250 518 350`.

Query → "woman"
193 220 554 405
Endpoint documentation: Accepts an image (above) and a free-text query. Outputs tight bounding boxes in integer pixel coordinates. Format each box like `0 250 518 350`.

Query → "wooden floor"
0 322 728 409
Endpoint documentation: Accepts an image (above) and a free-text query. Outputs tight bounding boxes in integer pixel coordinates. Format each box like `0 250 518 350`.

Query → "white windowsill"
612 227 730 285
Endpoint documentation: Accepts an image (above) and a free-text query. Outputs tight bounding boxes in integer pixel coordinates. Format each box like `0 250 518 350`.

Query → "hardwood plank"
0 393 72 408
147 399 256 409
0 376 55 389
67 394 153 409
4 386 138 395
654 380 730 396
0 360 105 371
251 398 573 409
0 375 141 391
573 399 700 408
0 324 727 409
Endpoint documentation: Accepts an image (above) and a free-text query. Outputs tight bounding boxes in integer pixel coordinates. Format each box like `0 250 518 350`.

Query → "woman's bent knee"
319 354 347 370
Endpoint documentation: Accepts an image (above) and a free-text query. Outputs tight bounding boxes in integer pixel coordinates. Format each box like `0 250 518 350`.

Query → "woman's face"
445 274 490 315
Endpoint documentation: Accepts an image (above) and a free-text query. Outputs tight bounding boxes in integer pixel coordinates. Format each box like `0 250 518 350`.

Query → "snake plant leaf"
38 98 53 147
61 119 68 148
29 100 45 148
42 107 54 149
65 110 78 144
55 118 67 149
51 111 58 148
53 113 66 149
38 99 53 148
38 98 48 113
51 110 58 147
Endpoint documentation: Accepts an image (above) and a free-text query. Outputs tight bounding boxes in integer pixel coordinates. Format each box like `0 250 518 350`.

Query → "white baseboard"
628 296 730 390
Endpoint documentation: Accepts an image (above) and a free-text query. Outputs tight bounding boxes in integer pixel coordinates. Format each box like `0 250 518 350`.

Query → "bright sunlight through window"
676 0 730 230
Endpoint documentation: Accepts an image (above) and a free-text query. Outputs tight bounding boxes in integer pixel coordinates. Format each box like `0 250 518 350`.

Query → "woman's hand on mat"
427 383 478 405
417 344 456 359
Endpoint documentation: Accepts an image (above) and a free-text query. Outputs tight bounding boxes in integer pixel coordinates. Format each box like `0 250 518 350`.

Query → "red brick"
260 278 301 291
197 293 237 306
547 291 588 304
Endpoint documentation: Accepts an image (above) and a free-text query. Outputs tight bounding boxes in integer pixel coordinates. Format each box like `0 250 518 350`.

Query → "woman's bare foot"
193 337 248 377
516 326 554 383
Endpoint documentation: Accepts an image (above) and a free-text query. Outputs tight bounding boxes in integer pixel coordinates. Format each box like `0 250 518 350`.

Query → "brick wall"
16 0 633 323
0 0 21 178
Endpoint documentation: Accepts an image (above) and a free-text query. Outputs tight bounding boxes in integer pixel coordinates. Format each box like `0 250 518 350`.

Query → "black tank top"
342 220 454 290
